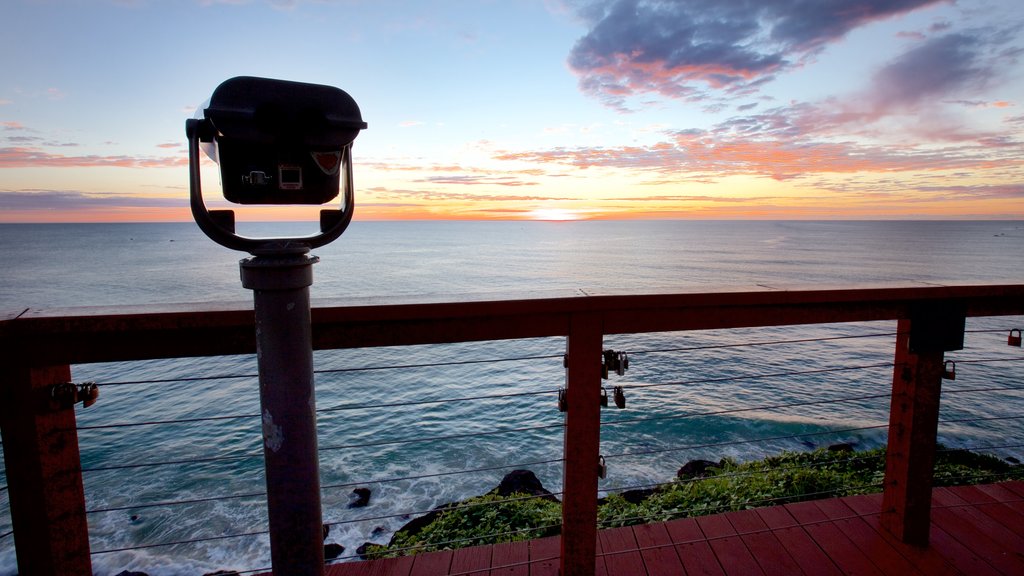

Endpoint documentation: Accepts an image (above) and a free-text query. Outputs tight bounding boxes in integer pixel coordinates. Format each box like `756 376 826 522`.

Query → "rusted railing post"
560 312 603 576
0 362 92 575
881 306 964 546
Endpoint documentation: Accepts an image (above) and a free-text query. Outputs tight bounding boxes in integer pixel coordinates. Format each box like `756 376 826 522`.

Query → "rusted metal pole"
241 253 325 576
0 362 92 576
560 312 603 576
881 308 962 546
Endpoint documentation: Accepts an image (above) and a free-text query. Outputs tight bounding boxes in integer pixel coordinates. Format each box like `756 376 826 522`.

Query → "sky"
1 0 1023 222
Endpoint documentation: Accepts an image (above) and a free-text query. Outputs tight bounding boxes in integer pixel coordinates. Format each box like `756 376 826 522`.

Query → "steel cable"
626 331 898 356
603 424 891 460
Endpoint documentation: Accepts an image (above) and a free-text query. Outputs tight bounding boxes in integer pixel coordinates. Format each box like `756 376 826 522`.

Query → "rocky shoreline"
112 442 1023 574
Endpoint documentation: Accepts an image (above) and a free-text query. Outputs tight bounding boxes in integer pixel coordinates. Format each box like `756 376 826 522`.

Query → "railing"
1 284 1023 575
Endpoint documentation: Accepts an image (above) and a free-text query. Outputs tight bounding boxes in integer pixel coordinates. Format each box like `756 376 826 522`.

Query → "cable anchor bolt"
942 360 956 381
49 381 99 410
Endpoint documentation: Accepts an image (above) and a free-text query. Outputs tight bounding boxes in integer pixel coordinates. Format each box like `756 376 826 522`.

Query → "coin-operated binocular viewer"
186 77 366 576
186 75 366 253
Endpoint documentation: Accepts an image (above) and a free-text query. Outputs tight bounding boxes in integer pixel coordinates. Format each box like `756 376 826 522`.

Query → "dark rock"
348 487 372 508
324 543 345 560
115 572 149 576
620 488 656 504
371 525 387 537
491 469 559 503
357 542 375 559
1006 456 1021 465
677 459 720 479
389 470 557 546
389 501 460 544
598 487 658 507
203 572 240 576
322 523 330 540
827 442 855 453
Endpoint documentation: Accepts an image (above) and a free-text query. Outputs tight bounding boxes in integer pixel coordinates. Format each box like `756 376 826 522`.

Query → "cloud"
0 146 186 168
373 188 575 203
0 189 186 211
414 174 539 187
565 0 946 108
867 32 994 113
603 194 784 202
495 126 1022 181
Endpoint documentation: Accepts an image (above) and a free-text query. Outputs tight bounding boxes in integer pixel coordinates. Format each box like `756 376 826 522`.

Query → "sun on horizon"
527 208 585 221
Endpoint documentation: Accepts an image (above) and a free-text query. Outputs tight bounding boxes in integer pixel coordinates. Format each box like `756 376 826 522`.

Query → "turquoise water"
1 220 1023 575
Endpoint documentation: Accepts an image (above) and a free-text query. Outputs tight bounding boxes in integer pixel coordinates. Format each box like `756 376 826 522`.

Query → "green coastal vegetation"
365 446 1023 559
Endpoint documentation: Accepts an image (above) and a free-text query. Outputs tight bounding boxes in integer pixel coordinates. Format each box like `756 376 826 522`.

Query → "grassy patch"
365 446 1022 558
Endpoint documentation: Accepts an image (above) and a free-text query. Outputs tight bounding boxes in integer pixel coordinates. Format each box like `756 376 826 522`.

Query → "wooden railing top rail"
2 282 1023 575
2 283 1023 367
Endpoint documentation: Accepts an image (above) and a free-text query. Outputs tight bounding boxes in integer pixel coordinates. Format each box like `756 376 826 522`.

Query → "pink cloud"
494 130 1023 182
0 146 188 168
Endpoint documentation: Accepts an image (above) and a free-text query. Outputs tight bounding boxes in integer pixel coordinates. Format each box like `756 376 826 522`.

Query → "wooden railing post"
881 306 964 546
561 312 603 576
0 362 92 575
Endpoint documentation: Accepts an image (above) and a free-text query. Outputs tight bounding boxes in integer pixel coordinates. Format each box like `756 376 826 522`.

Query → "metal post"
240 252 324 576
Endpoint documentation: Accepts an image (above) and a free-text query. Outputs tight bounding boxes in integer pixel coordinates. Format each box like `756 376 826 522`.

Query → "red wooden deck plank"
698 513 766 576
599 525 646 575
632 522 685 576
935 487 1024 554
754 504 798 529
593 525 609 576
958 487 1024 536
838 495 960 576
755 502 842 575
785 501 885 576
725 509 803 576
410 549 453 576
974 483 1024 516
664 517 726 576
724 508 767 534
490 540 529 576
327 561 370 576
998 480 1024 499
930 499 1024 575
815 497 925 576
333 556 417 576
528 535 560 576
450 543 492 576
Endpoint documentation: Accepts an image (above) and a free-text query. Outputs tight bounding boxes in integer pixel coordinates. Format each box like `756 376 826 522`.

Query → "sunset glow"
527 208 584 221
1 0 1022 222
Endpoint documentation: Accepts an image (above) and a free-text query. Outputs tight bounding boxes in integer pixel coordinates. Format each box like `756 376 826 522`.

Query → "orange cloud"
0 146 187 168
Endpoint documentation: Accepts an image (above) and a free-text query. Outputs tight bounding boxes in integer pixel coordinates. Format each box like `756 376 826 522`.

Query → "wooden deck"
317 481 1024 576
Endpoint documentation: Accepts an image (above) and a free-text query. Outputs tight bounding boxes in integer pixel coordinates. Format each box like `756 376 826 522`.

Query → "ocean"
1 220 1023 575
